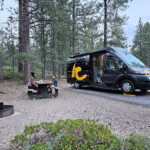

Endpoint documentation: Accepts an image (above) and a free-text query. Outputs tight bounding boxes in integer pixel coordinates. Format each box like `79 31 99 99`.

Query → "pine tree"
5 16 17 78
0 0 4 82
109 13 127 47
132 19 150 65
0 47 3 82
0 0 133 80
70 0 99 53
101 0 130 47
18 0 30 84
141 22 150 65
132 18 143 60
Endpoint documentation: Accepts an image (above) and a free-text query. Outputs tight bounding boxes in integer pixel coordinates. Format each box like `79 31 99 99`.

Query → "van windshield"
120 54 145 67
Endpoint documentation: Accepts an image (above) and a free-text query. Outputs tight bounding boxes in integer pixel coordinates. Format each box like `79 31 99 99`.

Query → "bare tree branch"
29 19 52 25
28 5 39 15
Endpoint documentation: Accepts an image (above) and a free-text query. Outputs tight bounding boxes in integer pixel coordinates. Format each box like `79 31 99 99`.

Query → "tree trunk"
58 44 61 79
0 52 3 82
11 24 15 78
91 36 94 50
19 0 30 84
104 0 107 47
51 28 56 76
18 0 23 73
42 57 46 79
148 49 150 66
52 61 56 76
72 0 76 54
139 27 142 57
39 6 47 79
58 65 60 79
12 54 15 78
41 40 46 79
61 64 65 76
41 20 46 79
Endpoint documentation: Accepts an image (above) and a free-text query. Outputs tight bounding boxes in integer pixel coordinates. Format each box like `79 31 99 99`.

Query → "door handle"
104 70 107 73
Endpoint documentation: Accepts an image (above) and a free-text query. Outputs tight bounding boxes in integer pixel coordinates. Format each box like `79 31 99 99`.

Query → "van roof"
69 47 129 58
70 47 111 58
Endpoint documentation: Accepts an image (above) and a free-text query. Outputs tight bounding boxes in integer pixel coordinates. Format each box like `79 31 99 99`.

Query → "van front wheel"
121 80 135 94
74 82 81 89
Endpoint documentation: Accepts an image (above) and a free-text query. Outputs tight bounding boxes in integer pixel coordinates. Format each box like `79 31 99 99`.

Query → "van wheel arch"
117 77 137 88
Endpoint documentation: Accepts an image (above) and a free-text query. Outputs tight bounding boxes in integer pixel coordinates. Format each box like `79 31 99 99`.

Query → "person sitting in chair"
28 72 37 90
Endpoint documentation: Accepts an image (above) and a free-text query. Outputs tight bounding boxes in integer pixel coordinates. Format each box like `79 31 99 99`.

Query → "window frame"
105 54 123 70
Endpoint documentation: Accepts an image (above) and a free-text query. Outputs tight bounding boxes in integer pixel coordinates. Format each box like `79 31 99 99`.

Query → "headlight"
144 69 150 75
130 68 144 74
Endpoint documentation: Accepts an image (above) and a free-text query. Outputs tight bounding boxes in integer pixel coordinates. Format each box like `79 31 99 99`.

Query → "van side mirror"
120 64 127 71
117 61 126 70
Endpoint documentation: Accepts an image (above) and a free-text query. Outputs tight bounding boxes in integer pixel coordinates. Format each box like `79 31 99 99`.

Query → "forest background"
0 0 150 84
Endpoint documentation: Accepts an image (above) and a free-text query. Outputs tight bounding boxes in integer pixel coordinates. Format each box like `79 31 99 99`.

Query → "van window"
120 54 145 67
106 56 122 70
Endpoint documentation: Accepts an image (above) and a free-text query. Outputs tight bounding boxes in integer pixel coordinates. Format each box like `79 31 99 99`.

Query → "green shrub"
30 142 48 150
10 119 150 150
10 119 121 150
14 72 23 81
123 134 150 150
2 66 13 80
2 66 23 81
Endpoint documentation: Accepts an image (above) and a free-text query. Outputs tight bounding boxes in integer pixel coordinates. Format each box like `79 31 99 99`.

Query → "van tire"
74 82 81 89
121 80 135 94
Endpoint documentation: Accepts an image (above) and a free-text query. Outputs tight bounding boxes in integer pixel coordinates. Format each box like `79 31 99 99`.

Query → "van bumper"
137 81 150 89
134 75 150 89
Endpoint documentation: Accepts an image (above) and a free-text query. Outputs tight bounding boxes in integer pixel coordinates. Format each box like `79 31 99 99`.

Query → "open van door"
92 54 105 84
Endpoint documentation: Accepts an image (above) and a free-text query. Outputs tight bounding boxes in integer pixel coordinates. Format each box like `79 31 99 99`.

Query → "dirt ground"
0 80 150 149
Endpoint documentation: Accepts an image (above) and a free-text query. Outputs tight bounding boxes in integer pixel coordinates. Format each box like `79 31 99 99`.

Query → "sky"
123 0 150 46
0 0 150 46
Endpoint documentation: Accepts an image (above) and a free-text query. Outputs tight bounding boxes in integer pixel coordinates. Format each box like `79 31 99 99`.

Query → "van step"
90 83 106 88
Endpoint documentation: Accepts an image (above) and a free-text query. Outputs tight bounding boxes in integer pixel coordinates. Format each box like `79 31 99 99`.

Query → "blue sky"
0 0 150 46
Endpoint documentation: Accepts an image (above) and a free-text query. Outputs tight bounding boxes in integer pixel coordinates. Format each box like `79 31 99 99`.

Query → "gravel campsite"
0 81 150 149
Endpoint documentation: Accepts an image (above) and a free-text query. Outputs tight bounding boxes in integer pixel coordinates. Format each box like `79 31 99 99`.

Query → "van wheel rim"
74 82 79 88
122 82 132 92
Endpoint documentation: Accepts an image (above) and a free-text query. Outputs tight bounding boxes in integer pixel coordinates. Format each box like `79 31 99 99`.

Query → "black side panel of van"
67 55 92 85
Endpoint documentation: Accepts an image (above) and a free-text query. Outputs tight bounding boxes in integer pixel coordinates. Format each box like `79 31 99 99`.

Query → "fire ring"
0 102 14 118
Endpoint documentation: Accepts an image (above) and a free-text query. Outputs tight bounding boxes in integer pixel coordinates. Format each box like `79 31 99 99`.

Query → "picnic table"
28 80 57 99
35 80 52 97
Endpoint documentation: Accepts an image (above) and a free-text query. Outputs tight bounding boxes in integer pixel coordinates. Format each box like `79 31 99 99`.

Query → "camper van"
67 47 150 94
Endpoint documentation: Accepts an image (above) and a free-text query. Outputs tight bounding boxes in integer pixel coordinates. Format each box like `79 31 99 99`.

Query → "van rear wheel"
121 80 135 94
74 82 81 89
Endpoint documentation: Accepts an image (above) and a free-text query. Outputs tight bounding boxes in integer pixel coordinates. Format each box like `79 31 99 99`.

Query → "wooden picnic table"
28 80 58 99
34 80 53 98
